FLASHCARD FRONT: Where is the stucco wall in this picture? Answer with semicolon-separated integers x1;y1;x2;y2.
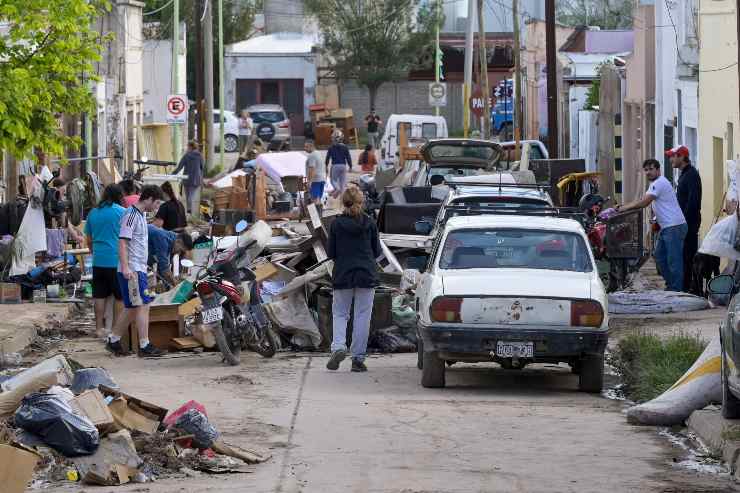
698;0;739;236
224;54;317;119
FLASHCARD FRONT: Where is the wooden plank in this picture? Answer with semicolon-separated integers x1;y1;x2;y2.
254;170;267;220
169;337;203;350
253;262;279;282
149;304;180;323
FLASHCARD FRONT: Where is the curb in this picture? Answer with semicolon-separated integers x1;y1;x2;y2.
687;408;740;479
0;303;78;355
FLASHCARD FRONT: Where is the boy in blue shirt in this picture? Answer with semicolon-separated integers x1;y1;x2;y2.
147;224;194;288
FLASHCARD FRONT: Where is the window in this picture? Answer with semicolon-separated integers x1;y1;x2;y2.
250;111;286;124
422;123;437;139
427;144;497;161
438;229;593;272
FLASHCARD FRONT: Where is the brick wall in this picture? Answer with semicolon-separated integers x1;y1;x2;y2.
340;80;465;134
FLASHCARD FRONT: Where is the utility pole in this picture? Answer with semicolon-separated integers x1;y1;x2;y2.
195;0;204;146
545;0;559;157
463;0;476;138
171;0;181;163
513;0;522;152
204;0;215;171
434;0;441;117
218;0;225;168
477;0;490;139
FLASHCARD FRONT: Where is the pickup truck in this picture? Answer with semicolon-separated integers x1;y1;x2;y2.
414;214;608;392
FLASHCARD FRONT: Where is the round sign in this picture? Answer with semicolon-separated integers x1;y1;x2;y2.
430;82;445;100
469;87;485;118
256;122;276;143
167;96;186;116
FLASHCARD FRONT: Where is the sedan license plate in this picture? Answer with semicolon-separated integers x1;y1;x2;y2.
496;341;534;358
202;306;223;324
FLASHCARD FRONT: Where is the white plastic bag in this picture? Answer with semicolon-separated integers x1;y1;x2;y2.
699;213;740;261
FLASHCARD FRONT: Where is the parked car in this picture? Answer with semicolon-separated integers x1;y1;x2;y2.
707;274;740;417
412;139;503;186
413;214;608;391
497;140;550;164
246;104;292;147
212;109;240;153
379;114;449;166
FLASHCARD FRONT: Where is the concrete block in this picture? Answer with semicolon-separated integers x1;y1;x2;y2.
687;408;740;478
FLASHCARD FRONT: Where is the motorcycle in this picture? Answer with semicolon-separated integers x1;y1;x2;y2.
181;221;279;365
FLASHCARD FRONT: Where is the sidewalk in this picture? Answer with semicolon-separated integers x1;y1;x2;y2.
0;302;77;354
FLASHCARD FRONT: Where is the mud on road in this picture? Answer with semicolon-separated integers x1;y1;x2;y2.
36;319;739;493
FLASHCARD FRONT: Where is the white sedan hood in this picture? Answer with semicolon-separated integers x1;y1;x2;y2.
441;269;592;300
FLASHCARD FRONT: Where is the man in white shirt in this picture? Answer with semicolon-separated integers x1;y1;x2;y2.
618;158;688;291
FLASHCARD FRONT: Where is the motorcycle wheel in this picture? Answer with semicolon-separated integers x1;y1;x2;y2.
214;310;241;366
249;327;279;358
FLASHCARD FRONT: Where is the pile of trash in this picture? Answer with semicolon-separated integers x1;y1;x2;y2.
169;209;419;355
0;355;269;490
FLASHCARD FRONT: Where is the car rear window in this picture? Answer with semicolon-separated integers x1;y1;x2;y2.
438;228;593;272
427;167;483;184
251;111;285;124
428;144;497;161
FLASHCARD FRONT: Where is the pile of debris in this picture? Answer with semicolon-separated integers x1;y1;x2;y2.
0;355;269;491
141;205;418;357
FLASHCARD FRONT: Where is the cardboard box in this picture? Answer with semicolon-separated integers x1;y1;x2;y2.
253;262;279;282
99;385;167;435
330;108;353;119
71;389;115;433
73;430;140;486
0;282;22;304
0;444;40;493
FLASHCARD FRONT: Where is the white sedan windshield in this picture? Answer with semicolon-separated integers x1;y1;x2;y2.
439;228;593;272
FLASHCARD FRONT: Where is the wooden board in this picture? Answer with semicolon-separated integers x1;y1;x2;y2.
149;304;180;323
170;337;203;350
253;262;279;282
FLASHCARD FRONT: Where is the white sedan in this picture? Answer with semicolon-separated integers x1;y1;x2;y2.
414;214;608;391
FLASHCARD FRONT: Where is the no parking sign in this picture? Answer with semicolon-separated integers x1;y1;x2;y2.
167;94;188;124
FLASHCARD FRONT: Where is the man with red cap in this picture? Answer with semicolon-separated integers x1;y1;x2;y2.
668;145;702;292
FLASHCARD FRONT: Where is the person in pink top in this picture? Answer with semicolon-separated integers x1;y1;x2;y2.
121;179;140;208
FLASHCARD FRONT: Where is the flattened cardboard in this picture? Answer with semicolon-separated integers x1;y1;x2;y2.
71;389;114;433
0;444;40;493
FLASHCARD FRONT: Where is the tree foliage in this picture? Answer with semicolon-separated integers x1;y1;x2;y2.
143;0;261;103
0;0;110;159
305;0;438;109
557;0;634;30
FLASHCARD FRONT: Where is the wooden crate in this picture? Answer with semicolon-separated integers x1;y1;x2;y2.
0;282;22;304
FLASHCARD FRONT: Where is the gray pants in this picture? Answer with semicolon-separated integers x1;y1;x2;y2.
330;164;348;197
184;185;201;217
368;131;379;149
331;288;375;361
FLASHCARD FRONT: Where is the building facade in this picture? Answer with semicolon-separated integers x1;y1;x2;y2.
698;0;739;235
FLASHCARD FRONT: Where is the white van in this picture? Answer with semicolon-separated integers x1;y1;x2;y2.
378;114;449;166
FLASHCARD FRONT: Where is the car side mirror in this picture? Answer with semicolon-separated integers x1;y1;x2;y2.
415;220;433;235
709;275;735;296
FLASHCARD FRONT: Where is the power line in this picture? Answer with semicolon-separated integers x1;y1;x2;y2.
143;0;174;16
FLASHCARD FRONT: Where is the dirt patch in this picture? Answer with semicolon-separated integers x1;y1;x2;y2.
213;374;256;385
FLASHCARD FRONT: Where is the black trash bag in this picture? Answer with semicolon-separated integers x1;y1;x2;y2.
175;409;219;449
14;392;100;456
368;325;417;353
70;368;119;395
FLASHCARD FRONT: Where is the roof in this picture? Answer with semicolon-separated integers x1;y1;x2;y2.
445;214;584;233
226;32;317;55
449;187;550;202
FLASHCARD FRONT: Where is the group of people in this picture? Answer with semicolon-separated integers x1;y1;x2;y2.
618;145;702;292
85;181;194;358
302;108;382;207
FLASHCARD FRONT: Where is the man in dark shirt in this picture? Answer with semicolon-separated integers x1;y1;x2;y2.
326;134;353;198
668;145;702;292
173;141;204;217
365;109;382;150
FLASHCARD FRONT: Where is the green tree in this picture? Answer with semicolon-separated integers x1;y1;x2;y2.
557;0;634;30
143;0;261;104
305;0;438;110
0;0;110;159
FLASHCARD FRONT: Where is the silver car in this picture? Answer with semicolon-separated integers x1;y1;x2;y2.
246;104;292;146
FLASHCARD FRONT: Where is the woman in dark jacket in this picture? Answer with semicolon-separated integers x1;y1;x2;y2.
326;186;381;372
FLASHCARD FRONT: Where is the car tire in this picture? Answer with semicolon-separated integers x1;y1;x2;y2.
417;338;424;370
421;351;445;388
223;134;239;153
722;344;740;418
578;353;604;393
